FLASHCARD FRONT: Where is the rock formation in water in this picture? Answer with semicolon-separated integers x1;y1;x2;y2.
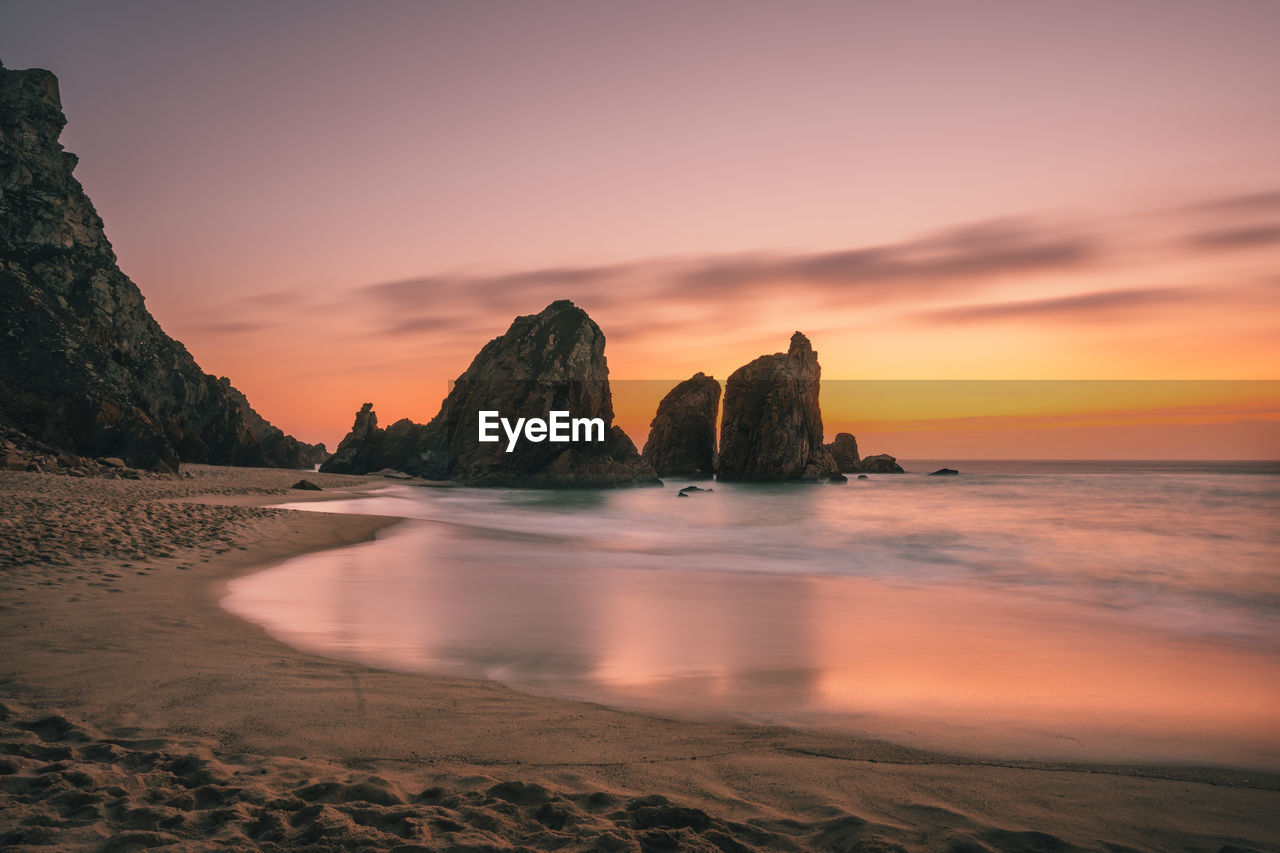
641;372;720;478
717;332;840;481
825;432;861;473
321;300;660;487
0;63;323;471
860;453;905;473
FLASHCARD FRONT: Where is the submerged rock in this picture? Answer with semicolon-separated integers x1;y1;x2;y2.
860;454;905;474
928;468;959;476
677;485;713;497
825;433;861;473
717;333;839;482
322;301;660;487
642;373;720;478
0;64;323;470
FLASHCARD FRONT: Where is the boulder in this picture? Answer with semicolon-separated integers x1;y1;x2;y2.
860;454;904;474
291;479;323;491
677;485;712;497
825;432;861;473
641;373;721;478
322;301;661;488
928;467;959;476
717;332;839;481
0;64;323;471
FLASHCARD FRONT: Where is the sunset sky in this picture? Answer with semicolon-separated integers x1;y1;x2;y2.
2;0;1278;455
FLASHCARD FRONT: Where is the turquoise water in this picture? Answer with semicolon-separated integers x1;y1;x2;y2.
223;461;1280;768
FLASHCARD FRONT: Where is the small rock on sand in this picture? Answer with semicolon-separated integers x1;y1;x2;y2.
291;480;323;491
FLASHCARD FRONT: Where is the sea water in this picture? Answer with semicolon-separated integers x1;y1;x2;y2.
222;461;1280;769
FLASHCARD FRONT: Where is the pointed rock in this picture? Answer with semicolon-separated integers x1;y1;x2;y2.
717;332;839;482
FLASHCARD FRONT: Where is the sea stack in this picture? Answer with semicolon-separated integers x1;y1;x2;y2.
0;64;323;470
860;453;905;473
825;432;861;473
641;373;721;478
717;332;840;481
322;301;661;487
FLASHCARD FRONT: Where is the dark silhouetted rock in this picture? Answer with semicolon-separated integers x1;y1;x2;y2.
857;474;868;480
928;467;959;476
0;64;323;471
291;479;322;491
321;301;661;487
860;454;904;474
642;373;720;478
825;432;861;473
828;472;848;483
717;332;839;482
677;485;712;497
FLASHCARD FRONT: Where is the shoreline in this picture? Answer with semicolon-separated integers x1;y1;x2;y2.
2;465;1277;851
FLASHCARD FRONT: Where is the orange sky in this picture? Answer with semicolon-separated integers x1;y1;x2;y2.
2;1;1278;455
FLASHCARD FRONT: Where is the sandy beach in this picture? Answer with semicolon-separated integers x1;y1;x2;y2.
1;466;1277;852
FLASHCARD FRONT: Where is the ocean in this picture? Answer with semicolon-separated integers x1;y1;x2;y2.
222;461;1280;770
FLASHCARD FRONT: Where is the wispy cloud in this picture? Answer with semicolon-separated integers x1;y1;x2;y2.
1184;223;1280;250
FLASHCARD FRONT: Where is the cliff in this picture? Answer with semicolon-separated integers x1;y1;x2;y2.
0;63;322;471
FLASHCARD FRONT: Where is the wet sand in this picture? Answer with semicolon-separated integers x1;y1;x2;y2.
1;465;1277;851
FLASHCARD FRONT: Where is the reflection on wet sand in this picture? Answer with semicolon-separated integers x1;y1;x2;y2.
225;493;1280;769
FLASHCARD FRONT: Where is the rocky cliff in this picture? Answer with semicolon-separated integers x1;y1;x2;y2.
322;301;660;487
0;63;322;471
641;372;720;478
717;332;839;482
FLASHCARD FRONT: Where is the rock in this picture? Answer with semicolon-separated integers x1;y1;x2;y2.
120;468;142;480
102;457;126;469
928;467;959;476
641;373;721;478
857;474;868;480
717;332;839;482
56;450;81;467
860;454;904;474
291;479;323;491
677;485;712;496
2;452;27;471
373;469;412;480
828;472;848;483
322;301;661;487
0;64;323;471
825;432;861;473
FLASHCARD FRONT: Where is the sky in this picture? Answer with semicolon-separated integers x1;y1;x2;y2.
2;0;1278;455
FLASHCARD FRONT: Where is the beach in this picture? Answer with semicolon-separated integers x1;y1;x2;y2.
1;466;1277;852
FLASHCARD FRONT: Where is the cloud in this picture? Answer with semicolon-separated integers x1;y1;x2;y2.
1184;223;1280;250
910;286;1198;325
674;218;1097;299
187;319;277;334
1182;189;1280;215
350;216;1102;340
